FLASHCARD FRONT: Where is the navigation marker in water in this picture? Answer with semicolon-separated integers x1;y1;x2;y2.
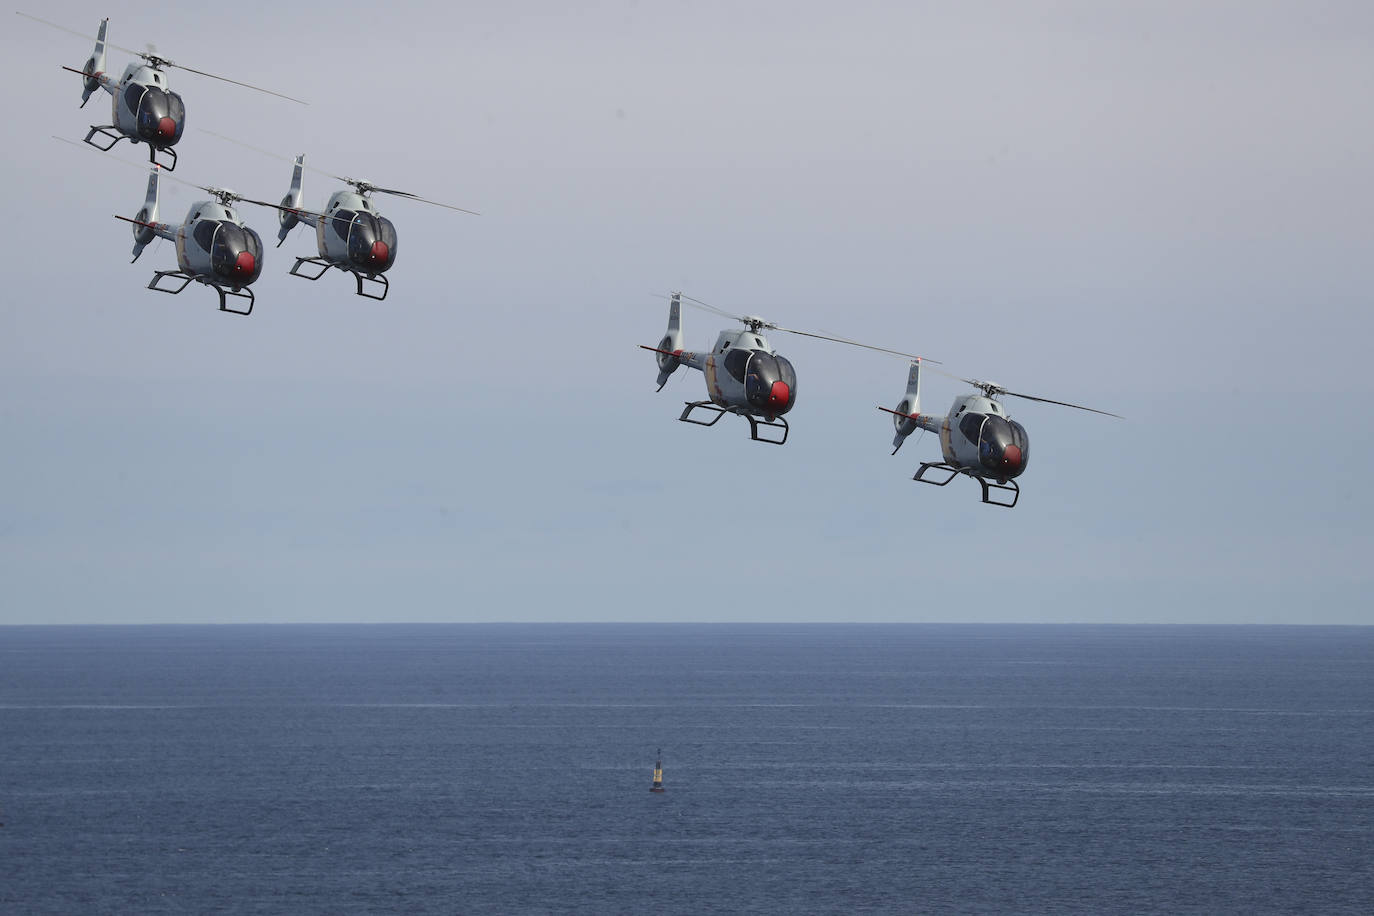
650;749;665;793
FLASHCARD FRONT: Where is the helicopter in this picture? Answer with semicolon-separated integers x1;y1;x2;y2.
879;359;1121;507
111;163;285;315
19;12;305;171
201;133;479;301
642;293;929;445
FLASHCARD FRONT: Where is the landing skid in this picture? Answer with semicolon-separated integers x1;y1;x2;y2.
913;462;1020;508
83;127;177;170
289;257;389;300
679;401;789;445
148;271;254;316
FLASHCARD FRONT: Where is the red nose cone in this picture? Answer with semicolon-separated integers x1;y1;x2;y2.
1003;444;1022;470
158;116;176;141
234;250;256;278
369;240;390;266
768;380;790;410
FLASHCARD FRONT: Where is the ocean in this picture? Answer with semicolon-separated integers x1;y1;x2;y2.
1;624;1371;914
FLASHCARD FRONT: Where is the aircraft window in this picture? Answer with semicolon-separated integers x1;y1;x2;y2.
1011;420;1030;468
724;348;750;383
123;83;143;112
959;412;984;445
378;216;397;251
981;415;1013;449
192;220;216;251
167;91;185;141
332;210;354;241
776;354;796;389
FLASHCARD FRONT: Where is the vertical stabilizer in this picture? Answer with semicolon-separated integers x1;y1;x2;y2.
277;155;305;245
653;293;685;391
79;18;108;108
130;166;160;262
890;359;922;453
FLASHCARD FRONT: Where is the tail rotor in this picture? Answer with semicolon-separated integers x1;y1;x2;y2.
129;166;160;262
277;154;304;246
653;292;685;391
78;17;107;107
888;359;922;454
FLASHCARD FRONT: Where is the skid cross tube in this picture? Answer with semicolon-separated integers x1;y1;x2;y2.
350;270;388;301
913;462;960;487
289;257;389;300
679;401;789;445
215;285;254;316
679;400;728;427
148;270;194;295
83;126;177;170
913;462;1019;508
83;124;122;152
976;476;1019;508
289;256;332;281
147;271;254;316
149;144;177;171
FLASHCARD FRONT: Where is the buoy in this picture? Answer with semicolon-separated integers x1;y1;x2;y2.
650;748;665;793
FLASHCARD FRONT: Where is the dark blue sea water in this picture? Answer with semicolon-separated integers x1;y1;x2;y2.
2;625;1371;914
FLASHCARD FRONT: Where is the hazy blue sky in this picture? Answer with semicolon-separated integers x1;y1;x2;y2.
2;1;1370;623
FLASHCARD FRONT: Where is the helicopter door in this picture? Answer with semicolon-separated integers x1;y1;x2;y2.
120;82;144;128
327;208;355;260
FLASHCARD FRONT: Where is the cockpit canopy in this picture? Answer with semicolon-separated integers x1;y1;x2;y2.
207;222;264;288
330;209;398;274
723;349;796;416
126;83;185;147
960;411;1030;478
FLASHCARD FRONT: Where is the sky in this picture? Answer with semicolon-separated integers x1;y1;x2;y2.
1;0;1371;624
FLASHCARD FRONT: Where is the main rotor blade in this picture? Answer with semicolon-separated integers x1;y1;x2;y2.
677;293;745;322
368;187;480;216
234;194;320;218
54;135;205;188
200;130;346;181
999;390;1123;418
676;293;940;363
768;325;940;364
16;12;142;57
164;63;307;104
19;13;306;103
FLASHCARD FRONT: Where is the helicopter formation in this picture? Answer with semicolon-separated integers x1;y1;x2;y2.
643;293;1120;507
27;13;1118;508
27;13;476;313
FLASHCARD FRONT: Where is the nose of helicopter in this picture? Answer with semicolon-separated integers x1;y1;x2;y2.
368;240;390;268
767;380;790;411
1002;444;1022;471
233;250;256;279
157;117;176;141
